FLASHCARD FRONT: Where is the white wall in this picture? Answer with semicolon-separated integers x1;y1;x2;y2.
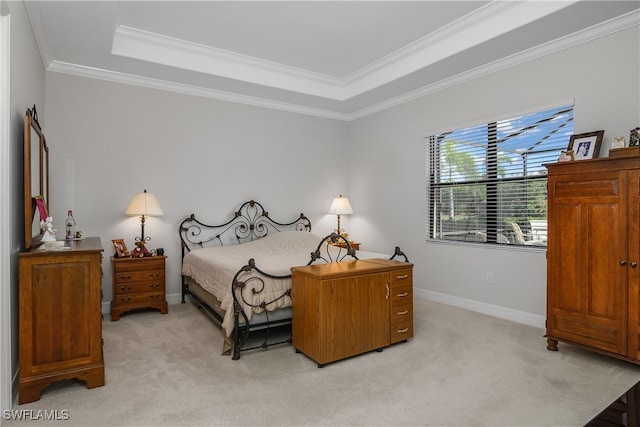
347;26;640;326
2;0;45;411
44;73;351;306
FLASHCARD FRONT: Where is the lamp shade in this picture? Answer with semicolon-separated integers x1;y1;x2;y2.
125;190;164;217
328;195;353;215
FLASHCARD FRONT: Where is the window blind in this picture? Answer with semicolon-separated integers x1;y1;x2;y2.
427;104;574;246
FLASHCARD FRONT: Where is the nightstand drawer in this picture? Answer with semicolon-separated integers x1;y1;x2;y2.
113;292;165;307
114;258;165;272
114;269;164;284
114;281;163;295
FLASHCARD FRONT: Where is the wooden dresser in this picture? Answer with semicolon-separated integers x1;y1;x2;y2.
110;255;167;321
18;237;105;404
291;258;413;367
546;153;640;363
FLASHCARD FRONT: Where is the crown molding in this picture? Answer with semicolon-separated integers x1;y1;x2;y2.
110;1;577;102
47;61;351;121
112;25;345;101
343;0;576;99
348;10;640;121
42;9;638;122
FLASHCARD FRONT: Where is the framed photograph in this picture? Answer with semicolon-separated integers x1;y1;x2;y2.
112;239;130;258
568;130;604;160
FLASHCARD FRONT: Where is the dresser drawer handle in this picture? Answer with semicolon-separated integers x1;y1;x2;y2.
396;274;408;280
120;296;132;303
119;285;132;292
119;274;132;280
396;292;409;297
396;310;409;316
396;328;409;334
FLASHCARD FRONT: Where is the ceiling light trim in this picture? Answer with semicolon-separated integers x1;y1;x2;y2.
112;25;345;101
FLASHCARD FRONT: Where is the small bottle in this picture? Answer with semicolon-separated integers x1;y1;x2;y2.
65;210;76;241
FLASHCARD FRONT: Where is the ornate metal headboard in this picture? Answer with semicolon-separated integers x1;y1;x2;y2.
179;200;311;258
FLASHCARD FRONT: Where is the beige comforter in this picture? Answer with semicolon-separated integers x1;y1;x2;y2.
181;231;323;336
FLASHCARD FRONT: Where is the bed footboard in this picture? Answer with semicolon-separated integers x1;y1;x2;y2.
227;234;409;360
231;258;294;360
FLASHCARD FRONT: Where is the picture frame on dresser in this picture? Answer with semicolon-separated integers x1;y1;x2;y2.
567;130;604;160
112;239;129;257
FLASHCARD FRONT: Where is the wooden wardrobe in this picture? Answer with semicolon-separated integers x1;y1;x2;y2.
545;152;639;363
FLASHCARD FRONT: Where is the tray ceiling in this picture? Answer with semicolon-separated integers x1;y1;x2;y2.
25;1;640;120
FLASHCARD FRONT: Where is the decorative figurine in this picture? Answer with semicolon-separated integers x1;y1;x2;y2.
558;151;573;162
611;136;626;149
40;216;57;242
630;127;640;147
131;240;151;258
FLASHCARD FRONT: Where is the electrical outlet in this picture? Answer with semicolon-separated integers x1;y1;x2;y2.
486;272;494;284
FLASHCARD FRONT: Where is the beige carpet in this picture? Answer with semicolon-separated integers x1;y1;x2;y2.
8;299;640;427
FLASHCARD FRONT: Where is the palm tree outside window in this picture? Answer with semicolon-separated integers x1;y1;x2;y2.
427;104;574;247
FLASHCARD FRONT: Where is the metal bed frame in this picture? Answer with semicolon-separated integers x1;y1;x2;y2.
179;200;408;360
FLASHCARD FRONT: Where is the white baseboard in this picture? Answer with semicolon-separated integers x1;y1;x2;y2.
414;288;545;330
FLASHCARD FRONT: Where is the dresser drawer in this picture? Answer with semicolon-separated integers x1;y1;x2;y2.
389;267;412;344
390;268;412;283
390;320;413;343
391;283;412;305
391;301;412;320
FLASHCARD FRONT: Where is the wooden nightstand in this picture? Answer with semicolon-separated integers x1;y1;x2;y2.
110;255;168;321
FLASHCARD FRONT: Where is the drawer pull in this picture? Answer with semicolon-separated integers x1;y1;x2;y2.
396;310;409;316
119;274;132;280
396;274;409;280
396;328;409;334
119;285;132;292
396;292;409;297
385;284;390;299
149;283;159;289
120;297;132;303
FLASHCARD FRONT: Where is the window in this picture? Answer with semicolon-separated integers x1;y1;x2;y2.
427;104;573;247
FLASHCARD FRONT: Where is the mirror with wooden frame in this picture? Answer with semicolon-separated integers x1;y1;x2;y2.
24;106;49;249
